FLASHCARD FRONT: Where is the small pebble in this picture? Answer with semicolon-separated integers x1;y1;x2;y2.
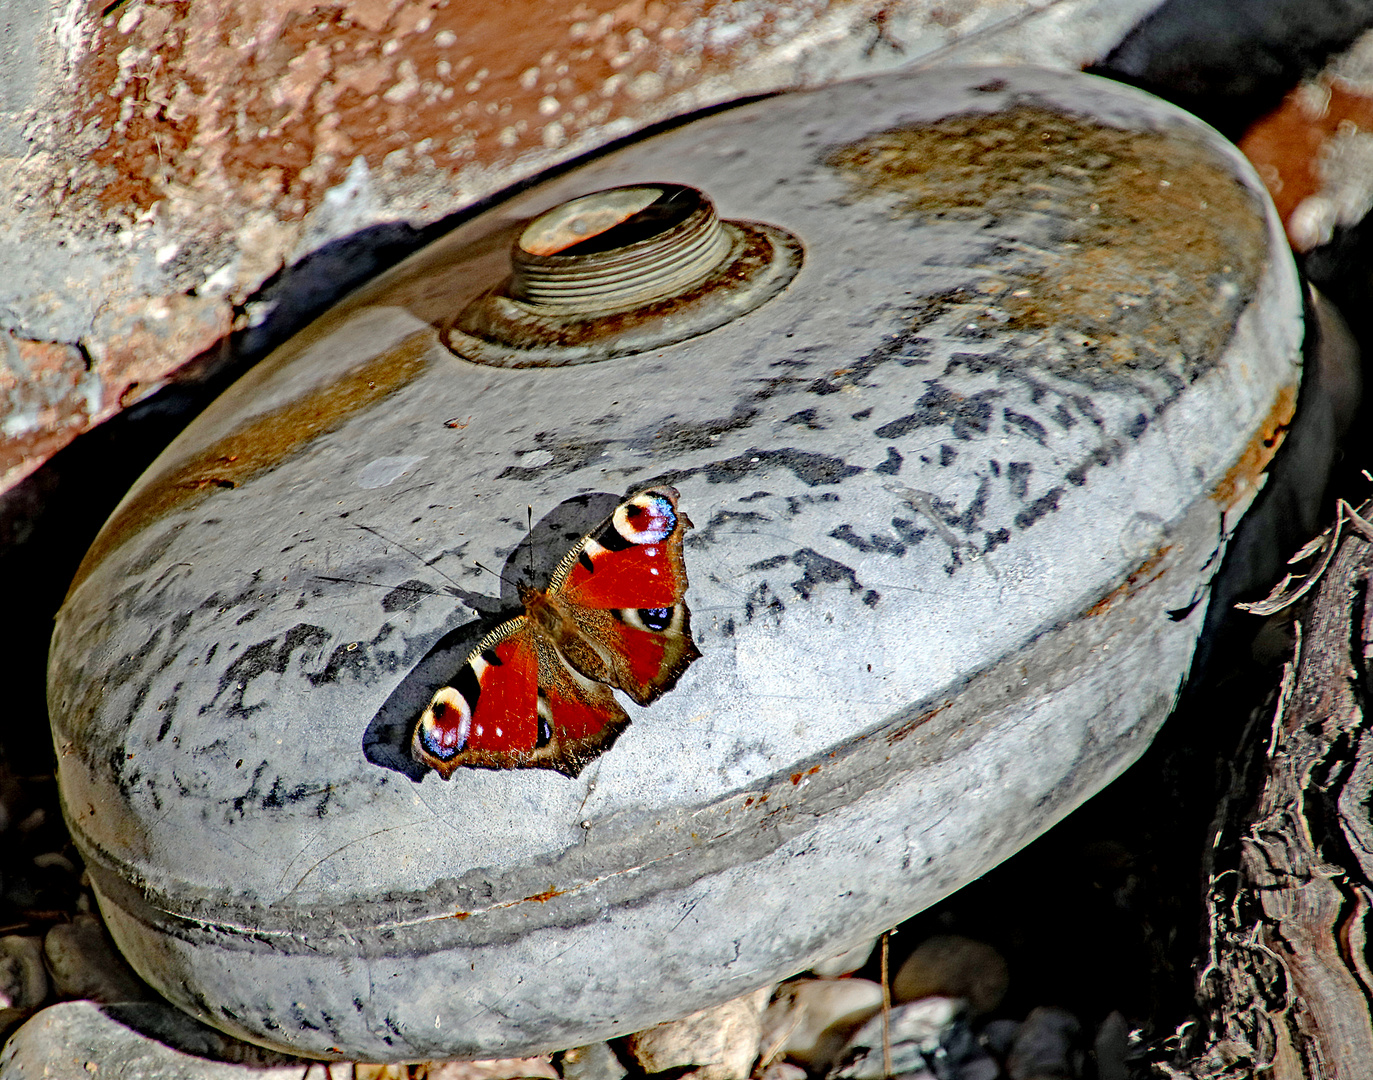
758;1062;807;1080
1006;1006;1083;1080
32;851;77;874
928;1013;1000;1080
759;978;883;1072
626;986;771;1080
43;914;149;1003
979;1017;1021;1060
0;999;313;1077
0;936;48;1010
892;935;1009;1016
0;763;20;834
16;807;45;834
0;935;49;1034
1092;1010;1130;1080
424;1060;559;1080
810;936;877;978
558;1042;626;1080
828;997;959;1079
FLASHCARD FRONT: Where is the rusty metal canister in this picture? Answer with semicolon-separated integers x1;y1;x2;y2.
48;65;1302;1060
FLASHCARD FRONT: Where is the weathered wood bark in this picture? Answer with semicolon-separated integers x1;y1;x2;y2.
1161;524;1373;1077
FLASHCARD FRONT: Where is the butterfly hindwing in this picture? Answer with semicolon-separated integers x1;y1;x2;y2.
526;638;632;776
571;602;700;706
412;485;697;778
551;487;700;704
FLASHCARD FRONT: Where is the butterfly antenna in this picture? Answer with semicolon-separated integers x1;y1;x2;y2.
352;523;464;591
474;560;528;593
527;505;535;584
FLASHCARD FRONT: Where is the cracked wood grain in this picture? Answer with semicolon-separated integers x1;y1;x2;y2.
1163;510;1373;1078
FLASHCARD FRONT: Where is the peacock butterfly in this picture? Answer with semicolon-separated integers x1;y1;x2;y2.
412;486;701;778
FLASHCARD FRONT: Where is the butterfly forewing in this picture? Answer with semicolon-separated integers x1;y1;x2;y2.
552;490;689;610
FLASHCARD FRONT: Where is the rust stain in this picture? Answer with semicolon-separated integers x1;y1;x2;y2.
61;0;870;229
1083;543;1176;620
520;886;565;903
885;699;952;746
0;335;97;491
826;105;1269;384
788;764;821;785
1210;383;1299;510
66;329;432;598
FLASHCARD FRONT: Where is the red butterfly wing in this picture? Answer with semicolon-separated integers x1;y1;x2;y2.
411;618;542;778
530;643;630;774
570;603;699;706
412;618;631;779
550;487;701;706
553;488;689;610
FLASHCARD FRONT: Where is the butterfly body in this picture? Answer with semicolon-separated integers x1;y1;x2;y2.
413;487;700;778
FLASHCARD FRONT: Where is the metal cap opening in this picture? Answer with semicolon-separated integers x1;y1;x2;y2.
509;185;733;315
445;181;803;368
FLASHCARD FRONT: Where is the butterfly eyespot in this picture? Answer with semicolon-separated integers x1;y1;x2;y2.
419;688;471;760
613;493;675;544
638;607;672;631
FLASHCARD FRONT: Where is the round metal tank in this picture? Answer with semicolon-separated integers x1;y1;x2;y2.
48;65;1302;1061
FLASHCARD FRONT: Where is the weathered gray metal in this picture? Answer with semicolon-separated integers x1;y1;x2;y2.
48;65;1302;1061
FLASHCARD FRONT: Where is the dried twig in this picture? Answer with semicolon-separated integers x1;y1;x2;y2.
880;931;893;1077
1235;500;1373;616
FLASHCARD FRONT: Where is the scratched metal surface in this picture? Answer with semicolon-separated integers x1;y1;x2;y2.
49;66;1301;1060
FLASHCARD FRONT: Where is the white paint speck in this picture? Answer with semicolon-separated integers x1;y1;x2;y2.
358;455;428;489
626;71;664;100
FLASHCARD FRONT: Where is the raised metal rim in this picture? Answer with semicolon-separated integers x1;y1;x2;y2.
443;220;804;368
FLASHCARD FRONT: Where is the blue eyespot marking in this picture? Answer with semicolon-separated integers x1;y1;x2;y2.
638;607;672;631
